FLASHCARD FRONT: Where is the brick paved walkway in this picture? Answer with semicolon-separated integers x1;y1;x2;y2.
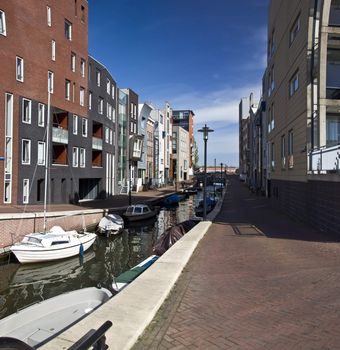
132;176;340;350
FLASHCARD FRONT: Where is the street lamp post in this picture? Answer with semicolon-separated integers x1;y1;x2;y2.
198;124;214;220
220;162;223;188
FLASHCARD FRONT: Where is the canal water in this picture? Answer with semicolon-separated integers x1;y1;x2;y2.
0;195;202;320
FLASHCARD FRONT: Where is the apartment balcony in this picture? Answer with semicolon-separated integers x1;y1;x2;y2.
310;145;340;173
92;137;103;150
52;127;68;144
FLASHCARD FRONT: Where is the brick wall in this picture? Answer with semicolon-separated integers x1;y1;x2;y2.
270;179;340;236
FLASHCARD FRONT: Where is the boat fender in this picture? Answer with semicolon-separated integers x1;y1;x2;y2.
79;243;84;257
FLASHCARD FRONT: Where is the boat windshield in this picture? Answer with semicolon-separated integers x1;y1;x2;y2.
134;207;142;214
126;207;134;213
143;207;149;213
27;237;42;245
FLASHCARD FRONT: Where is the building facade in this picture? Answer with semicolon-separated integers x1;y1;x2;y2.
172;126;190;183
0;0;90;205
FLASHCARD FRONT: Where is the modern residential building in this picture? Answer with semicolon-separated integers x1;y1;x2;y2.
239;97;250;182
87;56;117;199
164;102;173;184
172;110;195;178
241;0;340;234
172;126;190;183
146;117;155;186
151;108;165;186
0;0;90;204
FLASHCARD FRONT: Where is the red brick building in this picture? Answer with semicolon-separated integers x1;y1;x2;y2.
0;0;89;204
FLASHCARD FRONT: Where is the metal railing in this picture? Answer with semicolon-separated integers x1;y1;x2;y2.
309;144;340;173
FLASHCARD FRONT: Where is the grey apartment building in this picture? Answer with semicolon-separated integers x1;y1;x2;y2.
245;0;340;234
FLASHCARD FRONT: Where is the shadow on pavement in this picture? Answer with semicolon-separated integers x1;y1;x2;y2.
214;176;340;243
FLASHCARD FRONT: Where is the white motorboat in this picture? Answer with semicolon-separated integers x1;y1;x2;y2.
123;204;157;222
10;226;97;264
97;213;124;235
0;287;112;348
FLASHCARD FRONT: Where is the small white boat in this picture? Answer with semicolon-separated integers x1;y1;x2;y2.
123;204;157;222
97;214;124;235
10;226;97;264
112;255;159;292
0;287;112;348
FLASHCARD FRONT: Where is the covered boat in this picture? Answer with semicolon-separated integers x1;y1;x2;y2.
0;287;112;348
97;213;124;235
10;226;97;264
123;204;157;221
112;255;159;292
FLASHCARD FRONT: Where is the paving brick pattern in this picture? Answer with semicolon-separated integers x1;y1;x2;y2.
133;176;340;350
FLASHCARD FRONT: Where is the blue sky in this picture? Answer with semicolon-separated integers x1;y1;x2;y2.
89;0;268;166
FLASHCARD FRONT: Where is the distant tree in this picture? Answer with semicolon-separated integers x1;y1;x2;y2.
192;138;199;170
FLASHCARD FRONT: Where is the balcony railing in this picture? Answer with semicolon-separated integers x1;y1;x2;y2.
52;127;68;144
92;137;103;150
309;145;340;173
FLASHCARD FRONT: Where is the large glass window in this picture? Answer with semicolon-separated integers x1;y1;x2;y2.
22;99;31;124
326;113;340;146
16;57;24;82
72;147;79;167
327;37;340;98
37;141;46;166
329;0;340;26
80;148;86;168
38;103;45;127
65;20;72;40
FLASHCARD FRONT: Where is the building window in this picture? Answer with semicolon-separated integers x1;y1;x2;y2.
329;0;340;26
326;38;340;99
105;127;109;143
38;103;45;127
47;6;51;27
22;139;31;165
73;115;78;135
111;84;115;99
109;129;113;144
98;97;104;114
72;147;79;167
326;113;340;147
65;79;71;100
16;56;24;82
80;148;86;168
81;5;85;22
80;58;85;78
22;98;31;124
23;179;29;204
37;141;46;166
80;87;85;106
65;20;72;40
106;79;110;95
271;142;275;170
289;71;299;96
281;135;286;168
48;71;54;93
82;118;88;137
88;92;92;110
51;40;56;61
107;103;112;119
0;10;6;36
71;52;76;72
290;14;300;45
96;69;101;86
268;66;274;96
288;129;294;168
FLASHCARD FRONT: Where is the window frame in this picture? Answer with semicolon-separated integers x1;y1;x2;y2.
73;115;78;135
80;148;86;168
71;52;76;72
72;147;79;167
64;19;72;41
289;14;300;46
47;6;51;27
23;179;30;204
80;87;85;106
22;139;31;165
289;70;299;96
37;141;46;166
65;79;71;100
22;98;31;124
51;40;56;61
80;58;85;78
0;10;7;36
82;118;88;137
16;56;24;82
48;71;54;93
38;103;45;127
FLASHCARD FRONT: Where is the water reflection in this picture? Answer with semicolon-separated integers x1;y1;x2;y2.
0;196;195;319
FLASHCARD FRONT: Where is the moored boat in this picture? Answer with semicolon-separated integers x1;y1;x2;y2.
10;226;97;264
0;287;112;348
97;213;124;235
122;204;157;221
112;255;159;292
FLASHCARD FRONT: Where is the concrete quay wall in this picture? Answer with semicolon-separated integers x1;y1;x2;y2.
0;209;104;252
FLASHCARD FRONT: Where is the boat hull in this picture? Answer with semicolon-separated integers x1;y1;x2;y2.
123;211;156;222
11;233;97;264
0;287;111;348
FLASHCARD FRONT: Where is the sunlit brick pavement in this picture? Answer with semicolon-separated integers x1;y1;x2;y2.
132;176;340;350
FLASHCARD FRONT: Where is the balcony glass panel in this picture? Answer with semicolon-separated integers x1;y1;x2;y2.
92;136;103;150
52;127;68;144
